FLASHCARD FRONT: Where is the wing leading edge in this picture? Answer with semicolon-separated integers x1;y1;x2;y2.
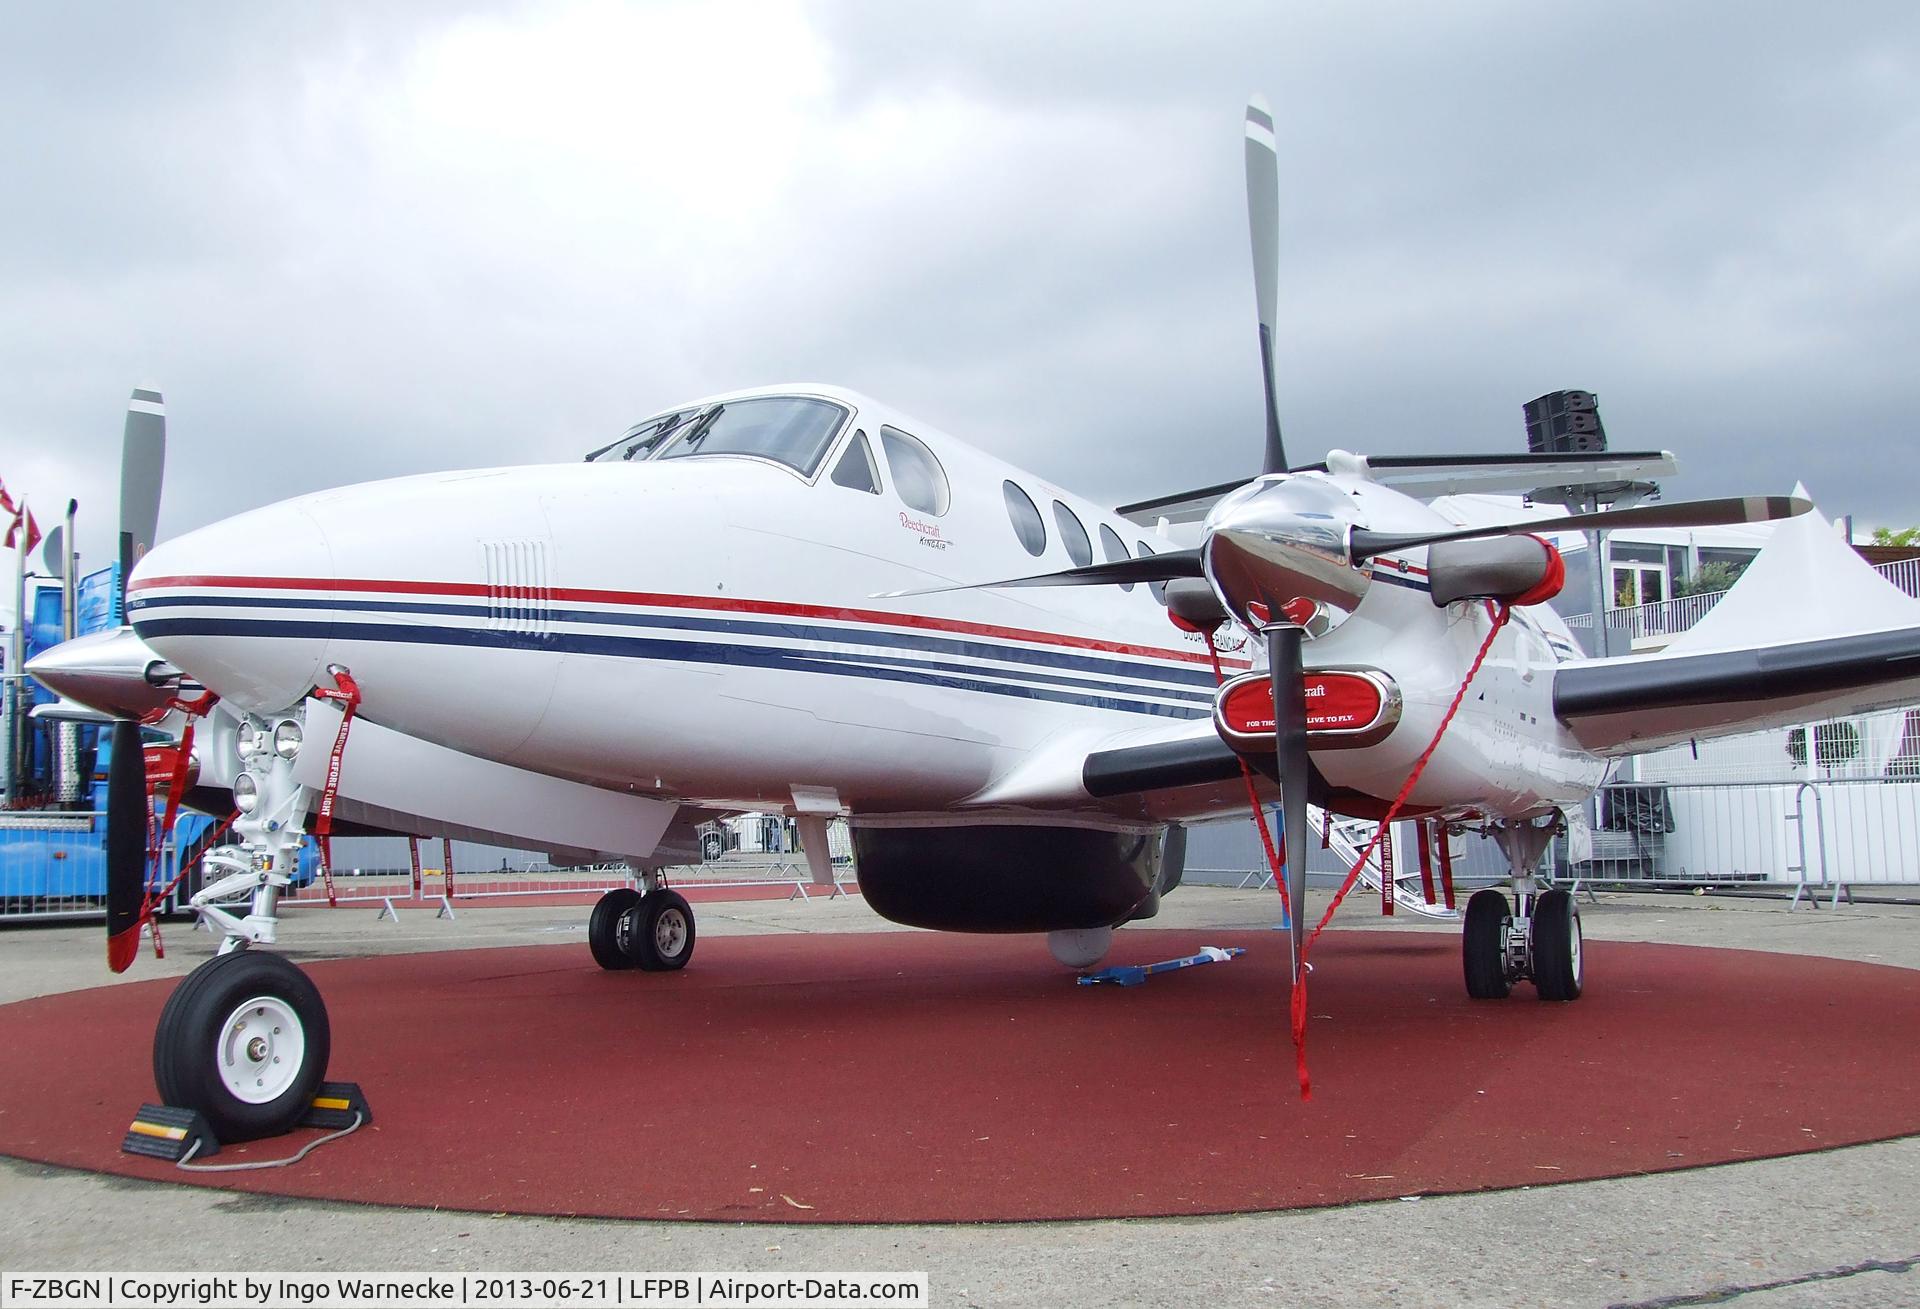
1552;501;1920;756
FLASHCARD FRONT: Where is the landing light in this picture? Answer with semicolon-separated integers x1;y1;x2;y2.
233;772;261;815
235;720;263;761
273;721;302;760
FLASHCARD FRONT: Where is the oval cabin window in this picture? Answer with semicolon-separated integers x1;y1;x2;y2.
1098;524;1134;592
1004;481;1047;557
1052;501;1093;568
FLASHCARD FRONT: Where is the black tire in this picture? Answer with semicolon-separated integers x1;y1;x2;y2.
152;950;330;1143
626;890;696;972
1463;889;1512;1000
589;888;641;971
1531;888;1583;1001
701;832;725;862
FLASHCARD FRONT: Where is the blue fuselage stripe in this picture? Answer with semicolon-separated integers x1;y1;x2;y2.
128;593;1222;690
131;616;1212;719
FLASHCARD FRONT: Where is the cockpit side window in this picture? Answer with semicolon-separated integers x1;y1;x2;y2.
1052;501;1093;568
1098;524;1135;592
830;430;882;494
880;427;951;516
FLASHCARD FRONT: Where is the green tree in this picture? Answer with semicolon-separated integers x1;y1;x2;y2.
1673;560;1747;597
1871;526;1920;547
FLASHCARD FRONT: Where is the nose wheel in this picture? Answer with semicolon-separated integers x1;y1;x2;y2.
1461;887;1582;1002
588;886;696;972
153;950;331;1142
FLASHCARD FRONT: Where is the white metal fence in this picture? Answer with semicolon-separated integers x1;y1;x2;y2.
0;817;859;924
1567;777;1918;906
0;810;195;923
1565;554;1920;646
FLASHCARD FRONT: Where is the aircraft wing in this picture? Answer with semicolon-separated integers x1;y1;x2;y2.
960;715;1255;818
1116;451;1678;525
1553;503;1920;756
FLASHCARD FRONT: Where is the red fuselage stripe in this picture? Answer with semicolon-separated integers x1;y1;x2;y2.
131;573;1248;669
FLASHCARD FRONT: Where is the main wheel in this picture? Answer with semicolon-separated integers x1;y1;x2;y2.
626;890;696;971
1531;888;1583;1001
1463;889;1513;1000
589;888;642;971
153;950;330;1143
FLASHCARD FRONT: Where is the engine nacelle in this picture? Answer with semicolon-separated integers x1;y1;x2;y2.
852;824;1182;933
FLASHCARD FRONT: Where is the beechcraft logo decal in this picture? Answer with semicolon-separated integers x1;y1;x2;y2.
899;511;952;551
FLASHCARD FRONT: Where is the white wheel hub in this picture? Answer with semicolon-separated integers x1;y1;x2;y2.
1569;910;1583;982
654;907;688;959
217;995;306;1104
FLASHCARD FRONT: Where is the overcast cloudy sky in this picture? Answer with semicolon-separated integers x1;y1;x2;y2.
2;1;1917;596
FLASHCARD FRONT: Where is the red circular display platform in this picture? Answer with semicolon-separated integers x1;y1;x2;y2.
2;929;1917;1222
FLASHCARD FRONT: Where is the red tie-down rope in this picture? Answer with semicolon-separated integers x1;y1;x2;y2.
1202;641;1292;928
308;669;363;908
1198;603;1515;1099
133;689;225;960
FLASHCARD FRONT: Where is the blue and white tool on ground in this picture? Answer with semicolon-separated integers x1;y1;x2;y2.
1076;945;1246;988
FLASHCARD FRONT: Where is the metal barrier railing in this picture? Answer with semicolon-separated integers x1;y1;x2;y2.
1564;556;1920;643
1568;777;1920;906
276;827;859;920
0;810;189;923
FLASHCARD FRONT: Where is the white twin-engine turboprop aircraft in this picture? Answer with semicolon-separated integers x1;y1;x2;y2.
29;96;1920;1144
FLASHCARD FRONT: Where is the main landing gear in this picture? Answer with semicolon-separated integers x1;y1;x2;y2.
1462;816;1582;1003
589;872;696;972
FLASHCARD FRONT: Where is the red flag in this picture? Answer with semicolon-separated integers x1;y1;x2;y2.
0;479;15;518
5;506;38;554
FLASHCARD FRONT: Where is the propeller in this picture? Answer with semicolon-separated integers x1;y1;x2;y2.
104;718;148;973
1245;95;1288;476
1267;625;1309;974
1348;494;1810;560
119;388;166;612
876;551;1201;599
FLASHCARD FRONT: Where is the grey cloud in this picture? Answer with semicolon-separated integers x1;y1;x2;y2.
2;0;1918;602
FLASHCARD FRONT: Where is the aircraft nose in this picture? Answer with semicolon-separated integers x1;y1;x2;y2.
128;501;336;713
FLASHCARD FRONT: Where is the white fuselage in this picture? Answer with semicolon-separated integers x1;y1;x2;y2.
128;385;1608;831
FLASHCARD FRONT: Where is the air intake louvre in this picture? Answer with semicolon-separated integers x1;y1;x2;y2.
482;539;552;642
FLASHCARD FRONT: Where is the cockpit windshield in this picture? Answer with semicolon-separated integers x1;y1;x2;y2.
586;396;849;477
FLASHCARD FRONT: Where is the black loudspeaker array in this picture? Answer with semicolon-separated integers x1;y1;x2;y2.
1523;390;1607;455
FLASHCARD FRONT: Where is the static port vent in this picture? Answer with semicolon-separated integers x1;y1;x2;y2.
482;539;552;642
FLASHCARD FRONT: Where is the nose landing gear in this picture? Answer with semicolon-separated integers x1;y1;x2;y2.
154;700;335;1141
1462;816;1583;1002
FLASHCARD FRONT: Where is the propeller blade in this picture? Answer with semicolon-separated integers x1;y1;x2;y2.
105;718;147;973
1348;495;1812;560
1266;626;1310;980
1245;95;1288;476
119;388;167;608
873;550;1203;599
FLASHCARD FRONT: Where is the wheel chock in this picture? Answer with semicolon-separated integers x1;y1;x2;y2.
121;1104;220;1162
301;1081;374;1131
1077;945;1246;987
